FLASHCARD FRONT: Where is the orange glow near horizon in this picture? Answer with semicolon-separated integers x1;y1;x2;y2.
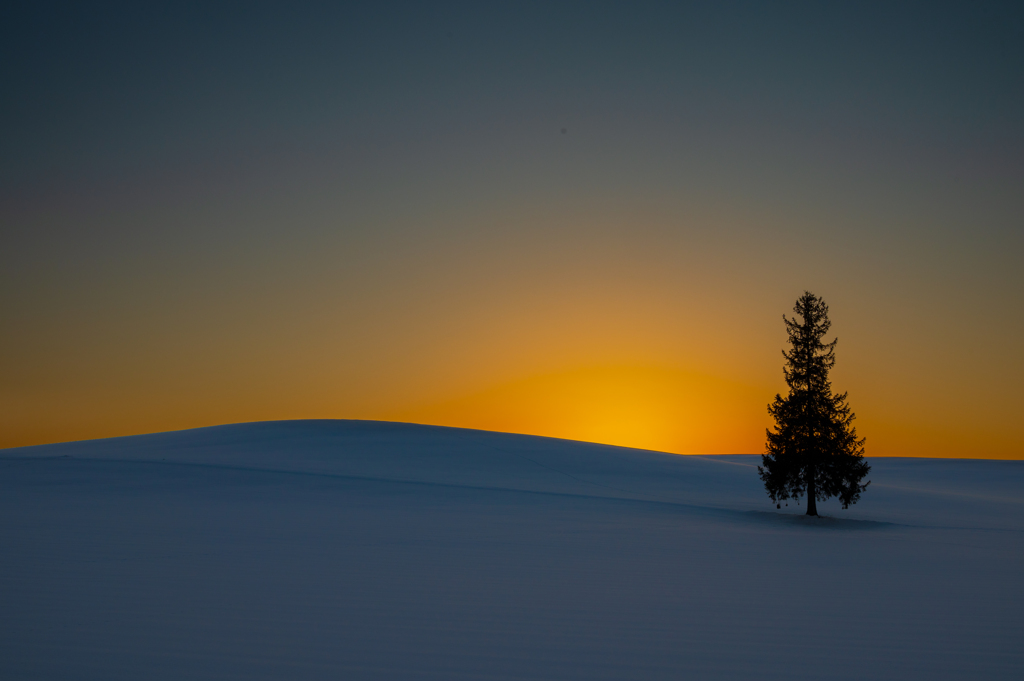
5;347;1021;459
2;162;1021;460
394;365;768;455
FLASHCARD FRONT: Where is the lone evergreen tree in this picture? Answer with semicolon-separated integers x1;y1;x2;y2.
759;292;869;516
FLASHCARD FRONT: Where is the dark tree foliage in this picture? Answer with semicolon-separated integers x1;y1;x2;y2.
759;292;869;516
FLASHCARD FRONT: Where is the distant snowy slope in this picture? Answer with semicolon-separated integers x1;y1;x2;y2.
4;420;771;511
8;420;1021;526
2;421;1022;680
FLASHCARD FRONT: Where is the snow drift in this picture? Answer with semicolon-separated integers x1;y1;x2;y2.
1;420;1021;680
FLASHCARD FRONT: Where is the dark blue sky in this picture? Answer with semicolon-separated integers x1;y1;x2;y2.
4;2;1021;182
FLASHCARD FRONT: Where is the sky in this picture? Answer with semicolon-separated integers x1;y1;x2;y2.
2;1;1022;457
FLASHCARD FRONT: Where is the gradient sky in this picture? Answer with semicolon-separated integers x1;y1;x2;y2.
2;2;1022;457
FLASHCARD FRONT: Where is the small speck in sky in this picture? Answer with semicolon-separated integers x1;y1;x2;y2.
561;128;567;134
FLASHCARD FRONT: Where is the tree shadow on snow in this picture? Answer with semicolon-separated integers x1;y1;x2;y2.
743;509;898;531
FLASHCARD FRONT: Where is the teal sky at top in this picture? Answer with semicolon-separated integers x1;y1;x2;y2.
2;1;1022;454
4;2;1021;190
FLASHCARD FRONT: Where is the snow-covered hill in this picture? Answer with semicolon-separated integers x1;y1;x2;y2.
2;420;1021;680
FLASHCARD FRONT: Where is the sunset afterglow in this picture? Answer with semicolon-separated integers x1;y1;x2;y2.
2;4;1021;458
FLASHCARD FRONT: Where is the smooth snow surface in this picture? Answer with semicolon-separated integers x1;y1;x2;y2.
2;420;1022;680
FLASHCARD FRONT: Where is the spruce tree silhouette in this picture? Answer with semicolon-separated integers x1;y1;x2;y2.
759;292;870;516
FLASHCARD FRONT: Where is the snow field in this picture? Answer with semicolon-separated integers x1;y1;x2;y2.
1;420;1021;680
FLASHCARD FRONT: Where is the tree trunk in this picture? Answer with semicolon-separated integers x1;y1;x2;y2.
806;467;818;516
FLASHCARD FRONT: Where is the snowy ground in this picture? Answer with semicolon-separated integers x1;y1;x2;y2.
1;420;1021;680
